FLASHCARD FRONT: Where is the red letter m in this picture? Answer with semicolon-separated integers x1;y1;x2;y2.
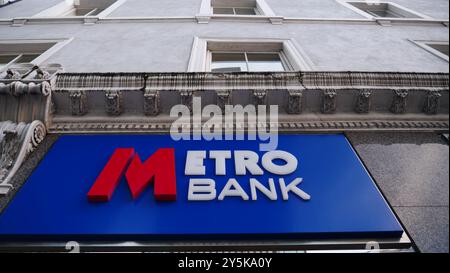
87;148;177;202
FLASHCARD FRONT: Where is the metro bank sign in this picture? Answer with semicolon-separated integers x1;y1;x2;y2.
87;147;310;203
0;134;403;240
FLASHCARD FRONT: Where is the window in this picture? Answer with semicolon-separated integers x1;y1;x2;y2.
212;0;258;15
0;39;71;71
197;0;280;23
0;54;40;68
345;1;425;19
427;44;449;57
188;38;314;72
213;7;257;15
211;52;286;72
33;0;121;18
411;40;449;62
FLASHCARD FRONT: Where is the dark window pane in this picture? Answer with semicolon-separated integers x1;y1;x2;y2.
367;9;403;18
75;8;98;16
213;8;234;15
17;54;40;63
235;8;256;15
211;53;247;72
0;55;18;65
428;44;449;56
247;53;285;72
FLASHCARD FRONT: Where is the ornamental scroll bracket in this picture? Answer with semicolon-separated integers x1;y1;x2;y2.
0;120;46;195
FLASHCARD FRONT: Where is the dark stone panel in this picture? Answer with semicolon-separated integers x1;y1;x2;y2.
347;132;449;207
395;206;449;253
347;132;449;253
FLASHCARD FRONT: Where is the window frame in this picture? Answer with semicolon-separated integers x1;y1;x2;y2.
208;51;292;72
32;0;127;19
0;38;73;72
336;0;431;20
212;6;259;16
188;37;314;72
410;40;449;62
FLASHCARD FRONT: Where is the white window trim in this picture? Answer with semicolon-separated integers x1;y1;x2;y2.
335;0;432;20
0;38;73;72
410;40;449;62
187;37;314;72
32;0;127;19
197;0;280;24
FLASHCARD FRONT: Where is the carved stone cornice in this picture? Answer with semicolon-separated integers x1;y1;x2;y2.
0;120;46;195
48;120;449;134
45;71;450;133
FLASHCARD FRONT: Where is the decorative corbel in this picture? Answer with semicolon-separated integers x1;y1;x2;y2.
423;90;442;115
144;90;160;116
355;89;372;114
180;90;193;112
69;90;88;116
321;89;337;114
390;89;408;114
0;121;46;195
216;90;232;112
105;90;123;116
253;90;267;106
287;89;303;114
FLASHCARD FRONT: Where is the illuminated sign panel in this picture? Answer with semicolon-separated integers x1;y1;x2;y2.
0;134;403;240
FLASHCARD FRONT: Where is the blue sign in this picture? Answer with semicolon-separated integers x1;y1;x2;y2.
0;134;403;240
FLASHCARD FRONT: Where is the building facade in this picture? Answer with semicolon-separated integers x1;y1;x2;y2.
0;0;448;253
